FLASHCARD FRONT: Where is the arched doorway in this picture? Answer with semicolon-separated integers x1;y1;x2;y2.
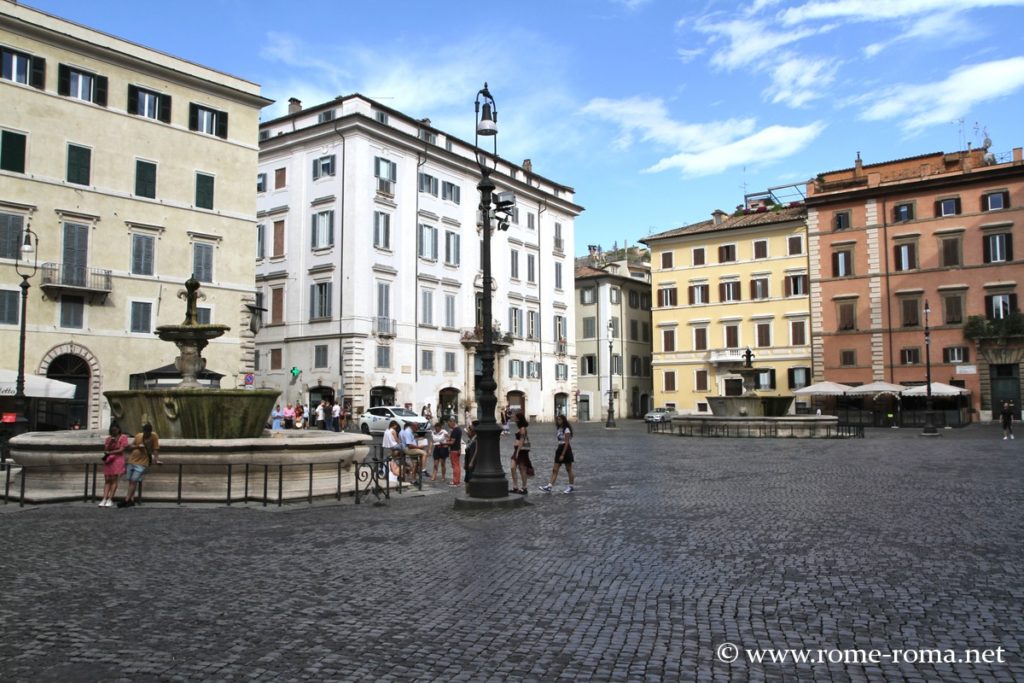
506;390;525;419
631;386;640;418
437;387;460;423
640;393;650;415
370;385;395;407
46;354;90;428
554;392;569;417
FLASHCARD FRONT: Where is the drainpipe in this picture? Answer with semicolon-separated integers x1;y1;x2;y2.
881;198;894;383
414;151;427;386
537;200;548;403
332;122;346;403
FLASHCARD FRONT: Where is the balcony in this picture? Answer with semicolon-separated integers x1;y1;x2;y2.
374;316;397;337
460;324;513;350
708;348;745;365
556;340;568;355
39;262;112;303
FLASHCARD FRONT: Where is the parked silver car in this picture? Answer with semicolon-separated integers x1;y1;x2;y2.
358;406;431;435
643;407;678;423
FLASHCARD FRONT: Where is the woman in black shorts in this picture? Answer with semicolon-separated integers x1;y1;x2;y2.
510;413;533;495
540;414;575;494
430;421;449;482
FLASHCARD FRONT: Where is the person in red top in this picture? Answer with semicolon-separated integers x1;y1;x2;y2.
99;423;129;507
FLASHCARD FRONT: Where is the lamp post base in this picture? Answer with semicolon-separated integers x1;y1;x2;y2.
453;492;530;509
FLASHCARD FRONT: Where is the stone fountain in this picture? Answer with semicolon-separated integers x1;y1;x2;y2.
104;276;277;438
8;278;371;503
706;348;794;417
671;348;840;438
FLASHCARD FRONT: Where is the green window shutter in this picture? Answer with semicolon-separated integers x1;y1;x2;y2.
135;161;156;198
94;75;108;106
0;131;27;173
216;110;228;139
57;63;70;95
127;85;139;115
158;94;172;124
196;174;214;209
188;103;199;131
66;145;91;185
29;56;45;89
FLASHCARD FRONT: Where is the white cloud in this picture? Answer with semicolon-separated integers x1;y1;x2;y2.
580;96;825;176
697;17;829;70
861;10;964;57
676;47;705;63
860;56;1024;131
765;55;839;107
612;0;652;9
778;0;1024;26
645;122;826;175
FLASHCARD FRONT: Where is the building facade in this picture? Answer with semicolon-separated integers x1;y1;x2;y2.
574;255;653;421
0;3;270;428
806;146;1024;420
643;206;813;414
254;96;582;422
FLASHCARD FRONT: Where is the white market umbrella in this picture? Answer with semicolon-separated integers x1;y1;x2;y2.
794;381;854;396
0;369;76;399
846;381;907;396
901;382;969;397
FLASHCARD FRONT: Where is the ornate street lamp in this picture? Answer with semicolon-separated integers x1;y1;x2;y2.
14;225;39;433
464;83;511;499
922;300;938;435
606;319;617;429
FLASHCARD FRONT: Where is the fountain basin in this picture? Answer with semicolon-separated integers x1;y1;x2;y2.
8;429;372;503
105;388;279;439
707;395;794;417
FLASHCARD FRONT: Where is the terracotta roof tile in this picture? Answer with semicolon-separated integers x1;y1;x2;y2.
641;205;806;243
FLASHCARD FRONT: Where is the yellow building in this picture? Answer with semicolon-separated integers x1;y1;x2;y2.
641;206;812;414
0;3;272;428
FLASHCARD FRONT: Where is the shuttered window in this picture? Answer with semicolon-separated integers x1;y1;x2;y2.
189;103;228;138
135;160;157;198
195;173;214;210
131;234;154;275
66;144;91;185
273;220;285;257
193;243;214;283
0;130;27;173
693;327;707;351
127;85;171;122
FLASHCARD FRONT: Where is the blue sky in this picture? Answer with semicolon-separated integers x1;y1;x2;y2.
29;0;1024;256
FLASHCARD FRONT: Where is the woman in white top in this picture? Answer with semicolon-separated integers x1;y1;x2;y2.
429;421;449;482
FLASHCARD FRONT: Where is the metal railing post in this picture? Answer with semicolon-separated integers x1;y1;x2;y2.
227;463;233;506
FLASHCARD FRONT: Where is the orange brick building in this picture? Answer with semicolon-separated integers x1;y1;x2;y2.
806;145;1024;421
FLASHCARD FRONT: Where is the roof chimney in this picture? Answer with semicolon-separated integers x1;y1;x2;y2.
523;159;532;173
854;151;863;176
288;98;302;115
712;209;727;225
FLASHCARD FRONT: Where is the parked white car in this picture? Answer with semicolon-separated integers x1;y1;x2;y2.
643;407;678;423
358;406;431;435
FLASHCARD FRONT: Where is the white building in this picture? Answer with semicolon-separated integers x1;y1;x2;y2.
254;95;582;422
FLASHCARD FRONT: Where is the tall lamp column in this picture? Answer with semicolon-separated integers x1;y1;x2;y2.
605;319;617;428
14;226;39;434
922;300;938;435
465;83;510;499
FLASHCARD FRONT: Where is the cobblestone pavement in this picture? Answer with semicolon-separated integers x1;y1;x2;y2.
0;422;1021;682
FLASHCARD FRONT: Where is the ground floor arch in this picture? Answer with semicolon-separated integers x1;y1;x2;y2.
40;343;101;429
370;385;395;408
437;387;460;423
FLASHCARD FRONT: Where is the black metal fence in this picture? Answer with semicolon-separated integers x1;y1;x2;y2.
1;445;424;507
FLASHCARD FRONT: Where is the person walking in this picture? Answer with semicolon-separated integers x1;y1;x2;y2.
510;412;533;495
540;414;575;494
1001;401;1015;440
331;401;341;432
315;401;326;430
429;421;449;482
99;422;128;507
118;423;160;508
283;402;296;429
447;417;463;487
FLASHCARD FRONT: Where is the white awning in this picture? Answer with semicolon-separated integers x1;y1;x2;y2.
846;381;907;395
0;369;76;399
901;382;969;397
793;381;854;396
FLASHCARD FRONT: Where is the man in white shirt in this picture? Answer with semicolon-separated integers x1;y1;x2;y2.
314;401;326;429
331;402;341;432
400;422;426;475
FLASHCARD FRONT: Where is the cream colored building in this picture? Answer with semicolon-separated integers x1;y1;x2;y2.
642;206;812;413
573;254;653;421
0;3;271;428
